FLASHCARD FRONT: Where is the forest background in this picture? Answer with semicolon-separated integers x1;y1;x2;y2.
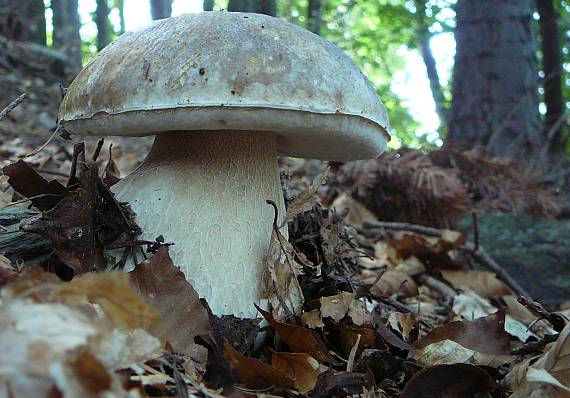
1;0;569;165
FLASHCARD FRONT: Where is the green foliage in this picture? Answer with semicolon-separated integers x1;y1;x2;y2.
280;0;454;148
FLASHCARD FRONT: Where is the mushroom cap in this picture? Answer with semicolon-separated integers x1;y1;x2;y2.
59;12;390;161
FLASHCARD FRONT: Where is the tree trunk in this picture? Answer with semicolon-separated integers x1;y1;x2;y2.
151;0;173;20
536;0;565;158
204;0;215;11
307;0;321;34
447;0;541;161
95;0;111;51
0;0;46;45
415;0;447;130
51;0;82;70
227;0;276;16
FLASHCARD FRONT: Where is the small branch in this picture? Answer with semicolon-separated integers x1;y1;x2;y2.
22;126;61;158
0;93;27;121
511;333;558;356
362;220;441;237
362;220;533;299
471;211;479;253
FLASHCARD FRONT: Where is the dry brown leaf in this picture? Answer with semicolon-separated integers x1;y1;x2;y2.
256;305;332;363
415;309;511;355
533;321;570;387
130;247;210;361
413;339;514;367
370;270;418;298
281;167;328;226
441;270;510;298
301;309;325;329
330;193;377;225
320;292;353;322
272;352;321;393
57;272;157;330
224;341;295;390
387;312;417;342
400;364;496;398
337;321;378;358
71;350;112;394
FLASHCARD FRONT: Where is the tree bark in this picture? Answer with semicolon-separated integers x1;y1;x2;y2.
151;0;173;20
447;0;541;160
51;0;82;70
415;0;447;130
204;0;215;11
95;0;111;51
307;0;321;35
536;0;565;157
227;0;276;16
0;0;46;45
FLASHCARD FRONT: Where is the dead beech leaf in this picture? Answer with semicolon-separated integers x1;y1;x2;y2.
370;270;417;298
224;341;295;390
130;247;210;361
388;232;465;269
272;352;321;393
371;309;414;351
255;304;332;363
400;364;496;398
441;270;510;298
413;339;513;367
330;193;376;225
338;321;378;358
281;167;328;227
320;292;353;322
532;321;570;388
57;272;157;330
387;312;416;342
301;309;325;329
415;309;510;355
3;159;68;211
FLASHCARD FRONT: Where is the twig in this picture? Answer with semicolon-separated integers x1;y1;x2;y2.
511;333;558;356
462;243;532;299
363;220;533;299
21;125;61;158
363;220;441;237
346;333;361;372
518;296;567;332
0;93;26;121
92;138;105;162
471;211;479;253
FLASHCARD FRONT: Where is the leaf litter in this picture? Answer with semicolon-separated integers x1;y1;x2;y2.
0;142;568;398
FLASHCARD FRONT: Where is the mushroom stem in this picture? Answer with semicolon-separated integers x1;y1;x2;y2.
112;131;287;317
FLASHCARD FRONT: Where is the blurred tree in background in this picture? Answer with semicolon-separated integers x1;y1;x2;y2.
1;0;568;164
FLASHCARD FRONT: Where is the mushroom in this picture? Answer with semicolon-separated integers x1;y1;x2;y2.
58;12;391;318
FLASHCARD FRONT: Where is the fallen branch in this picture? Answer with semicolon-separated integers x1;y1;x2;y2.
362;220;533;299
0;93;26;121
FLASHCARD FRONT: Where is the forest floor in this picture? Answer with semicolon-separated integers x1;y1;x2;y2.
1;57;570;398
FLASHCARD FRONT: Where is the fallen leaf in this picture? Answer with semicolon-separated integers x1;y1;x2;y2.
415;309;511;355
194;334;236;394
387;312;416;342
400;364;496;398
272;352;321;393
281;167;328;226
224;341;295;390
58;272;157;330
3;159;67;210
330;193;376;225
255;304;332;363
130;247;210;361
370;270;418;298
320;292;353;322
300;309;325;329
413;339;513;367
71;350;112;394
441;270;510;298
371;308;414;351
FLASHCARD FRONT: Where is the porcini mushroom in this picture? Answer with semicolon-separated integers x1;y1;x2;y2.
58;12;391;318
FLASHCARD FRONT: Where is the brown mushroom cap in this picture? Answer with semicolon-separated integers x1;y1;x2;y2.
59;11;390;161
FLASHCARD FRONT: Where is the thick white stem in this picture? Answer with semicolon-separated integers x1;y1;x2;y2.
112;131;286;317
